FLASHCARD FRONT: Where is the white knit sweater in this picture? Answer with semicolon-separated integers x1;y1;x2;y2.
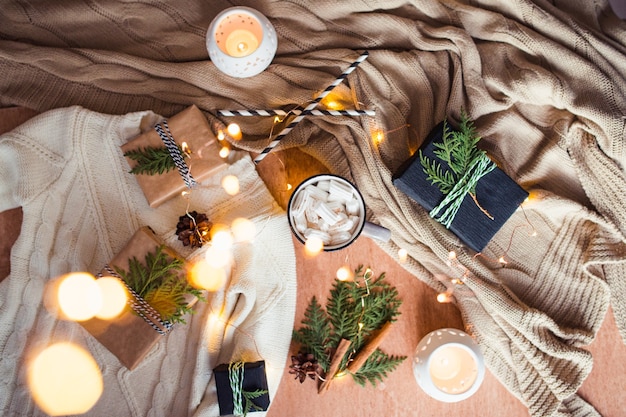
0;106;297;416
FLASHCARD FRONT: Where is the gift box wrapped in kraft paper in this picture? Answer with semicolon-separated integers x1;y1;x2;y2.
121;105;228;208
80;226;199;370
213;360;270;416
392;121;529;253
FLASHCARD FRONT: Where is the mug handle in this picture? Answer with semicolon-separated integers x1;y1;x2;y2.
362;221;391;242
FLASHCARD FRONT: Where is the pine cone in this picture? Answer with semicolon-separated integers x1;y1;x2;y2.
289;352;322;383
175;211;212;248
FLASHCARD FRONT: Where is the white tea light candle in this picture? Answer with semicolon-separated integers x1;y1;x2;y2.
413;328;485;402
206;7;277;78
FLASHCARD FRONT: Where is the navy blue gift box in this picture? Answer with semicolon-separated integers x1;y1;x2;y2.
392;121;528;252
214;360;270;416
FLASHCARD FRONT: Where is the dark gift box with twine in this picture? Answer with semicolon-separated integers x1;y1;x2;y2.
392;121;529;252
214;360;270;416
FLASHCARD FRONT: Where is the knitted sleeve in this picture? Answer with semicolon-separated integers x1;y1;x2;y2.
0;107;81;211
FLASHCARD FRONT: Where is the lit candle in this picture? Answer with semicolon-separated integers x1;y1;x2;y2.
224;29;260;57
413;328;485;402
429;345;478;394
206;7;277;78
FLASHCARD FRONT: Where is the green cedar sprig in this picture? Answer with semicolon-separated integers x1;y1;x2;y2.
292;266;405;387
419;110;485;196
124;145;185;176
114;245;204;324
242;389;269;416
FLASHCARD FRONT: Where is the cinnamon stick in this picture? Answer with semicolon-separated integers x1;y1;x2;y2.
318;338;351;394
346;321;393;374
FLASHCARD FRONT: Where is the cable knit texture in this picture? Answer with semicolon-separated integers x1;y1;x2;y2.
0;107;297;416
1;1;626;416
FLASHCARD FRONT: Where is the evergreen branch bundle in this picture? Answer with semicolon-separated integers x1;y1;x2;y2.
419;110;495;223
292;266;405;388
114;245;204;324
124;145;186;175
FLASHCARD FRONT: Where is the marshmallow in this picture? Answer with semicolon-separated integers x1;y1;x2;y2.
315;201;340;225
329;179;355;202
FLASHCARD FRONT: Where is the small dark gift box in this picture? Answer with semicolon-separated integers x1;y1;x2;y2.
392;121;528;252
214;360;270;416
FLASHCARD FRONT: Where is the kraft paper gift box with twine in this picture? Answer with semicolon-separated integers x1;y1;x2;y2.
392;121;529;253
80;226;198;370
121;105;228;208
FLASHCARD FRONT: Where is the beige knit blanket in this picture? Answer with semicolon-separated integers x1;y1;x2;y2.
2;1;626;416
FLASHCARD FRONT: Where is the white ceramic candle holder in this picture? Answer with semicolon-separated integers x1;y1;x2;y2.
206;7;277;78
413;328;485;402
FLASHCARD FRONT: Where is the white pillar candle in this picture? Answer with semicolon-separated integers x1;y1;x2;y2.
413;328;485;402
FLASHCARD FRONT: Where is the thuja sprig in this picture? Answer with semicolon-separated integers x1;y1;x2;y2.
114;245;204;324
419;110;485;196
292;266;405;387
124;145;185;175
419;110;494;221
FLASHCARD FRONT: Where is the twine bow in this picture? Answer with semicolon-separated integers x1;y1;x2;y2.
429;152;496;228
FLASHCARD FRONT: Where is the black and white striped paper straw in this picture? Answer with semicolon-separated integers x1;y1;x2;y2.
253;51;370;164
218;109;375;117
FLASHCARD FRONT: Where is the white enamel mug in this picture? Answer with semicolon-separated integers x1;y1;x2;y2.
287;174;391;251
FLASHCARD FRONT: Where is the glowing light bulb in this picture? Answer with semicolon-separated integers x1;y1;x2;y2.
217;130;225;141
95;277;128;320
336;266;353;281
304;236;324;256
398;248;408;263
437;292;453;303
57;273;103;321
28;343;103;416
448;251;457;260
222;175;240;195
286;183;293;191
498;256;508;265
219;146;230;159
227;123;242;140
181;141;191;156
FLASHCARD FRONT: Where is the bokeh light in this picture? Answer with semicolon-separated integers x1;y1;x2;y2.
188;259;227;292
95;277;128;320
57;273;102;321
226;123;242;140
232;217;256;243
437;292;453;303
222;175;240;195
219;146;230;159
28;343;103;416
336;266;353;281
304;236;324;257
398;248;408;263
